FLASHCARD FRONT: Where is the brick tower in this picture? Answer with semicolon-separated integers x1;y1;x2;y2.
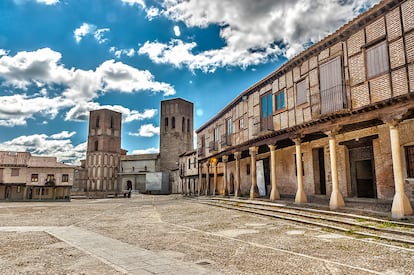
86;109;122;195
160;98;194;172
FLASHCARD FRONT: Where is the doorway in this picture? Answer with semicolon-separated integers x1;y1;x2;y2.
313;148;326;195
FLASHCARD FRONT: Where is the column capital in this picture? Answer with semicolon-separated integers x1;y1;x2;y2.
222;155;229;163
209;157;218;166
268;144;277;151
291;134;304;144
234;151;241;160
249;146;258;156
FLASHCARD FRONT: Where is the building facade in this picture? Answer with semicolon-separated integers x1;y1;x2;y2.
176;150;199;195
196;0;414;218
85;109;123;197
0;151;74;201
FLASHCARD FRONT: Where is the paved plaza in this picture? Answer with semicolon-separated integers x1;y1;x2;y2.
0;195;413;274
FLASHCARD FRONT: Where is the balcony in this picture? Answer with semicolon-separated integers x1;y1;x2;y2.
220;134;232;148
209;141;218;153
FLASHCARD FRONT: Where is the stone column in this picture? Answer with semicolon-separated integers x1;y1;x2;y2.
328;132;345;210
268;144;280;201
249;146;259;199
222;155;229;196
294;138;307;204
212;158;218;196
389;122;413;218
234;152;242;197
205;162;210;196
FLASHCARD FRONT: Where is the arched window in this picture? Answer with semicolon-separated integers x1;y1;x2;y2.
182;117;185;132
172;116;175;129
94;140;99;151
96;116;100;128
165;117;168;131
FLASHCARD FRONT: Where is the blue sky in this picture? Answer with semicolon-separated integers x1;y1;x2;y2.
0;0;379;164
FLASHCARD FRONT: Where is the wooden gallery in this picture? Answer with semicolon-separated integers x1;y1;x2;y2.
195;0;414;218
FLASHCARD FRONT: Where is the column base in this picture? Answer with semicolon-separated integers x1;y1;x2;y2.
295;189;307;204
391;192;413;219
329;190;345;210
234;188;241;198
270;187;280;201
249;185;259;199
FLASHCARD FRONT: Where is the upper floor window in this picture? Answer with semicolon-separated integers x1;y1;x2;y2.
94;140;99;151
239;118;244;130
172;117;176;129
201;135;205;148
31;174;38;182
165;117;168;130
11;168;19;177
182;117;185;132
226;118;232;136
275;90;285;111
187;119;190;132
405;145;414;178
46;174;55;183
296;79;308;105
188;158;191;169
366;40;389;79
260;92;273;131
193;157;197;168
110;116;114;129
96;116;100;128
319;56;345;114
214;127;219;142
62;174;69;182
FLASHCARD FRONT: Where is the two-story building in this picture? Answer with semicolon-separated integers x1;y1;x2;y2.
0;151;74;201
196;0;414;218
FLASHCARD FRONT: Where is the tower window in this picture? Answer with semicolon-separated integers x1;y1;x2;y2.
182;117;185;132
96;116;100;128
187;119;190;132
165;117;168;130
172;117;175;129
110;116;113;129
94;141;99;151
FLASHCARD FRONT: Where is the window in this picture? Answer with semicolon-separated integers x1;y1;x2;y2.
405;145;414;178
17;186;21;193
366;40;389;79
214;127;219;143
246;164;251;175
94;140;99;151
260;92;273;131
193;157;196;168
226;118;232;136
187;119;190;132
201;135;205;149
275;90;285;111
182;117;185;132
296;79;307;105
62;174;69;182
31;174;38;182
96;116;100;128
172;117;175;129
319;56;345;114
165;117;168;130
11;168;19;177
239;118;244;130
47;174;55;182
110;116;114;129
188;158;191;169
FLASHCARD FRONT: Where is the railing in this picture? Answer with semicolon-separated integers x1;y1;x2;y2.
320;84;346;115
209;141;218;152
220;134;232;147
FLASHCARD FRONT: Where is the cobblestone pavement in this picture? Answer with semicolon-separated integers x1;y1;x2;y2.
0;194;413;274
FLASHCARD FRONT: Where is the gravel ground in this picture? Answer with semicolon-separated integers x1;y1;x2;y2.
0;194;413;274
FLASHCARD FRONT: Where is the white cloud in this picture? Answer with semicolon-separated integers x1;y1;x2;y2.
146;7;160;20
110;47;136;58
74;23;110;44
0;48;175;126
131;147;159;155
50;131;76;139
173;25;181;37
121;0;146;8
36;0;59;4
140;0;379;71
0;132;86;165
0;49;8;56
129;124;160;137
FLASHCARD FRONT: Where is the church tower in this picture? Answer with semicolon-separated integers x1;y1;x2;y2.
160;98;194;172
86;109;122;195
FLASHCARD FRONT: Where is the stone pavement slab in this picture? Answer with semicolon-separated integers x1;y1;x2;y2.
0;226;216;275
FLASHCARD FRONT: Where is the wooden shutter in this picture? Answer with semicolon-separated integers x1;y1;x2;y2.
296;79;307;105
366;40;389;79
319;57;345;114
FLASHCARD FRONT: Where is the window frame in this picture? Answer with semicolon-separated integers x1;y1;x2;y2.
296;78;308;106
260;91;273;131
31;174;39;182
275;89;286;112
405;145;414;178
62;174;69;182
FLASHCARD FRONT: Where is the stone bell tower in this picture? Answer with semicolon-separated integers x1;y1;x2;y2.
160;98;194;172
86;109;122;195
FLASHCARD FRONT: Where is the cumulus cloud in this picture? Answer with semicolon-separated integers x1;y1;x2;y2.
173;25;181;37
0;48;175;126
129;124;160;137
121;0;146;8
0;132;86;165
109;47;136;58
74;23;110;44
131;147;159;154
36;0;59;4
139;0;379;71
